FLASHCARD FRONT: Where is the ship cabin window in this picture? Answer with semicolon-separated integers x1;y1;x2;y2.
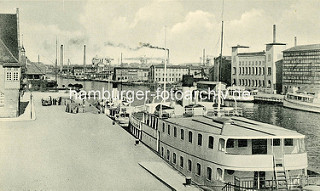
181;129;185;140
173;153;176;164
226;139;234;148
273;139;280;146
180;156;184;168
168;125;171;135
285;138;293;146
167;150;170;161
188;160;192;172
238;139;248;147
174;127;177;137
208;136;214;149
198;134;202;146
162;123;165;132
161;147;164;157
188;131;193;143
196;163;201;176
207;167;212;181
217;168;223;181
218;138;225;152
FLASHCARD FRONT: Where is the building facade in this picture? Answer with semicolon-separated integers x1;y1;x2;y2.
149;64;189;84
113;67;148;82
231;25;286;93
0;9;22;117
209;56;231;86
282;44;320;94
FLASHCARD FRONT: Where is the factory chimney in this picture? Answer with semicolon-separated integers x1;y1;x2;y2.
203;49;206;66
83;45;86;66
273;24;276;43
60;45;63;72
294;37;297;47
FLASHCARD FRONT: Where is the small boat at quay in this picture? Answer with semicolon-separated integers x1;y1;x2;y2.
283;87;320;113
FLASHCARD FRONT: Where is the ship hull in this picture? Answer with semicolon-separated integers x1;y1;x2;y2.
283;99;320;113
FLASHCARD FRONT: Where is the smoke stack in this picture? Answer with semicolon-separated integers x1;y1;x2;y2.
83;45;86;66
294;37;297;47
273;24;276;43
203;49;206;66
60;45;63;72
120;53;123;66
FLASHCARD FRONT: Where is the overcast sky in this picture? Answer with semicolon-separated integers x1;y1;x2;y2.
1;0;319;65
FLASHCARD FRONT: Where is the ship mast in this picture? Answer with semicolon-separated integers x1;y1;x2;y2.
217;0;224;116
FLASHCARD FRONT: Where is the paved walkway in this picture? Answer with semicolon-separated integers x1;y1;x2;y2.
0;92;171;190
139;162;200;191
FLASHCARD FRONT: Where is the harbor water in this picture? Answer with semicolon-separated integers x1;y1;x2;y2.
57;77;320;173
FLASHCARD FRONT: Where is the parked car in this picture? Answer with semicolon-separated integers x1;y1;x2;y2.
41;96;52;106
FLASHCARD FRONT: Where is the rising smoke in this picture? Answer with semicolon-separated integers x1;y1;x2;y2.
104;41;168;51
68;37;87;46
104;42;142;51
139;42;168;50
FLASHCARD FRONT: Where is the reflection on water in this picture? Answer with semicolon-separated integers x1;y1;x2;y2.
57;76;320;173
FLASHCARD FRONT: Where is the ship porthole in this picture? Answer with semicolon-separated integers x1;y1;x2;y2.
226;170;235;175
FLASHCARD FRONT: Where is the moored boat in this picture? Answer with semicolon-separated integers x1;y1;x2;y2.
129;100;308;190
283;87;320;113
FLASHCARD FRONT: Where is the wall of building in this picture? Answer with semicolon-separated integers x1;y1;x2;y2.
282;49;320;94
0;65;21;117
150;66;189;84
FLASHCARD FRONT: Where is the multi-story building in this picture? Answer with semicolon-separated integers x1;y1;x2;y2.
72;65;96;79
0;9;22;117
282;44;320;94
149;64;189;84
113;67;148;82
209;56;231;86
231;25;286;93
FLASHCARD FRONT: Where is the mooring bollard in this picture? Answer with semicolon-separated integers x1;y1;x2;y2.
135;139;139;145
185;177;191;186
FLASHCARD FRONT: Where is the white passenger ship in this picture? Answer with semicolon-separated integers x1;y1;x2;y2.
283;88;320;113
129;95;308;190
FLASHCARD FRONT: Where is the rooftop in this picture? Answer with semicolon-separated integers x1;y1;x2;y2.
237;51;265;57
26;62;46;75
0;39;19;64
152;64;188;69
0;13;19;62
284;44;320;52
165;115;303;139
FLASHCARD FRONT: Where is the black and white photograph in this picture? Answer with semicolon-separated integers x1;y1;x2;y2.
0;0;319;190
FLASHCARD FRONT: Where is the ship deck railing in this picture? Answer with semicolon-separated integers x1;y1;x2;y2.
221;175;320;191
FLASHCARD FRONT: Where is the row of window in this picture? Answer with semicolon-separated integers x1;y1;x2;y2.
6;71;19;81
232;67;271;76
284;51;320;57
161;147;223;181
239;67;265;76
239;60;264;66
238;79;271;88
162;123;215;149
225;138;294;148
155;78;181;82
155;73;183;76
